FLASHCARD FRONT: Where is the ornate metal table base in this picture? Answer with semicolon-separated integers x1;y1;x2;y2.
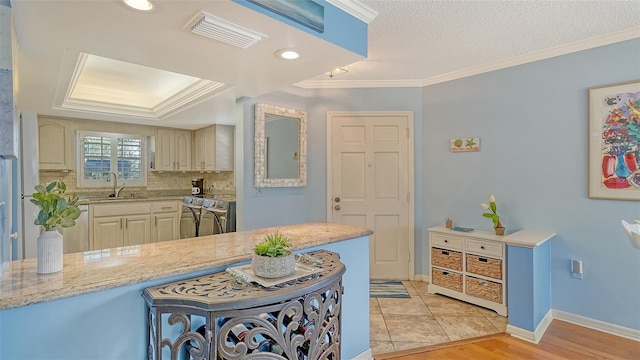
144;251;344;360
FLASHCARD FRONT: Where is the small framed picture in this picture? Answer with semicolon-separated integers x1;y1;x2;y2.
450;137;480;152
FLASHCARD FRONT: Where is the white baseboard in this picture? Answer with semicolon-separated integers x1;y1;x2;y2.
553;309;640;342
351;348;373;360
413;274;429;283
506;309;553;344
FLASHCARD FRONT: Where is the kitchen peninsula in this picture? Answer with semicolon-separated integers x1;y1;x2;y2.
0;222;373;360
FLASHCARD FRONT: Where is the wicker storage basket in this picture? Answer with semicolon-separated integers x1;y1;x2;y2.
466;254;502;280
465;276;502;303
431;248;463;271
432;268;463;292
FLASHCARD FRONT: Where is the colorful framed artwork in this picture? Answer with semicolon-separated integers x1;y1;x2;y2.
588;80;640;200
247;0;324;33
450;137;480;152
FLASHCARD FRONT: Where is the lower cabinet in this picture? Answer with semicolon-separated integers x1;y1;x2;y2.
427;227;507;316
151;201;180;242
91;201;180;250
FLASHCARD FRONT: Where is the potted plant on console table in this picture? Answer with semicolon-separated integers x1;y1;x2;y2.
31;181;80;274
252;231;296;278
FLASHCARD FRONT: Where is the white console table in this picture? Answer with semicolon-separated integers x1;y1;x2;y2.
427;227;508;316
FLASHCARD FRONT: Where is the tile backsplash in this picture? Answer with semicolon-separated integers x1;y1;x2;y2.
39;170;235;197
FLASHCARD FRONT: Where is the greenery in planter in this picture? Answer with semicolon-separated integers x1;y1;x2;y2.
254;231;292;257
31;181;81;231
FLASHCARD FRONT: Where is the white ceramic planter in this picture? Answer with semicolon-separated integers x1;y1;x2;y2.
37;229;63;274
251;253;296;278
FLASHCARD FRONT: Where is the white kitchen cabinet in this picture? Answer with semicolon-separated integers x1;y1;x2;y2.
156;128;191;171
151;201;180;242
92;216;123;250
427;227;507;316
123;215;152;246
193;125;234;172
38;117;74;170
91;202;152;250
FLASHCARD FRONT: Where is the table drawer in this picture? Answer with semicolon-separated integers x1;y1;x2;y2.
431;233;463;250
466;239;503;258
432;267;463;292
465;276;503;303
431;248;462;271
151;201;179;213
466;254;502;280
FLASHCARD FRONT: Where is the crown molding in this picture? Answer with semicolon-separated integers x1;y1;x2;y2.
298;26;640;90
296;78;423;89
325;0;378;24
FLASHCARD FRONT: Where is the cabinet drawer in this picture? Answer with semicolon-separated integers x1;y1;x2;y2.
465;276;502;303
431;248;462;271
92;202;151;217
431;268;463;292
431;233;463;250
465;239;503;258
466;254;502;280
151;201;179;213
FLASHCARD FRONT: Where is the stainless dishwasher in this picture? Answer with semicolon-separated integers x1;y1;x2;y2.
62;204;89;253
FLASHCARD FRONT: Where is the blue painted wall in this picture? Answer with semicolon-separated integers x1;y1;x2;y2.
240;40;640;331
420;39;640;330
507;246;536;331
239;87;423;234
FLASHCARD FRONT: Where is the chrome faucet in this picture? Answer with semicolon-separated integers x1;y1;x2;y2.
108;172;126;198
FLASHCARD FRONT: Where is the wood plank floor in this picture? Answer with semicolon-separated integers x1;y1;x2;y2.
374;320;640;360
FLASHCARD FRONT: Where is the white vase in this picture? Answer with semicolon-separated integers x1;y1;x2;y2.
37;229;63;274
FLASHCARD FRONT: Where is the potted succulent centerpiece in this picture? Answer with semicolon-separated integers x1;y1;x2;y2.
251;231;296;278
31;181;80;274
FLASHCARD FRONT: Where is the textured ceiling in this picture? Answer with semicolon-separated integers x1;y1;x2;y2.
9;0;640;128
304;0;640;85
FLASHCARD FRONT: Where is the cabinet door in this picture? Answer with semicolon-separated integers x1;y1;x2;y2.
39;118;73;170
92;216;123;250
156;128;175;171
180;215;195;239
153;213;179;242
200;213;215;236
175;130;192;171
214;125;234;171
123;215;151;246
193;129;205;170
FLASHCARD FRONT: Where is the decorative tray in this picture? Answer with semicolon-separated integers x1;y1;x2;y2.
226;262;321;288
451;226;474;232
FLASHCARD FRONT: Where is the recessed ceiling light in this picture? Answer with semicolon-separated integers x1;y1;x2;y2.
275;49;300;60
122;0;154;12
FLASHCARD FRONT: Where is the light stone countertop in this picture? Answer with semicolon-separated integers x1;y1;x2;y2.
0;222;372;311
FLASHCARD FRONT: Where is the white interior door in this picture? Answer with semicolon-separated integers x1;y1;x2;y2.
327;112;414;280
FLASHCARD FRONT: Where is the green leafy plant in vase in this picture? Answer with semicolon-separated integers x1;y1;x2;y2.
481;194;505;236
31;181;81;274
252;231;296;278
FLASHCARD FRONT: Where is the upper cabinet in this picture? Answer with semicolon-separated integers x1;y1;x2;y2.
193;125;234;172
155;128;192;172
38;117;74;171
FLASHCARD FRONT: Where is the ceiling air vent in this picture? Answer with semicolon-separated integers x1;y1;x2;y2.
185;11;267;49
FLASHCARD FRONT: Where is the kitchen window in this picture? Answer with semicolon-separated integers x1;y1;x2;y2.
78;131;146;188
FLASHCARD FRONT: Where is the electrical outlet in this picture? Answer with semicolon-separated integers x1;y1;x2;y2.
571;259;583;279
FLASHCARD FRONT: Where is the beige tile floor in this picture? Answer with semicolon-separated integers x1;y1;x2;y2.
370;280;508;356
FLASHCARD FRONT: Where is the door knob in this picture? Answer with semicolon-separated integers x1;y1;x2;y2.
334;205;341;210
334;197;340;203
